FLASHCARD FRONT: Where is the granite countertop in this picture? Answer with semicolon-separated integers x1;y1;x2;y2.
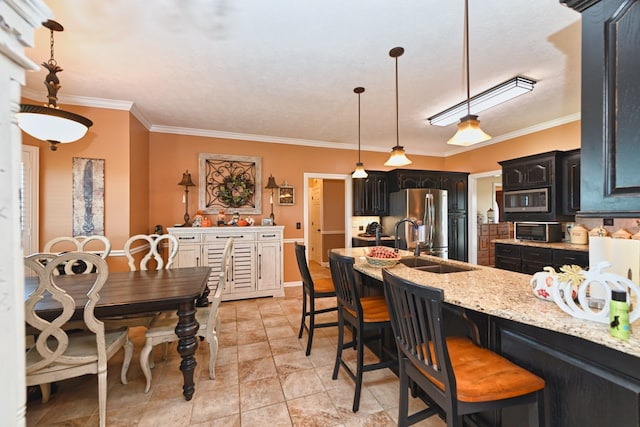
334;247;639;358
492;238;589;252
352;235;395;241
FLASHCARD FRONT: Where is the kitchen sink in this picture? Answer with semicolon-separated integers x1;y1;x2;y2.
398;257;475;274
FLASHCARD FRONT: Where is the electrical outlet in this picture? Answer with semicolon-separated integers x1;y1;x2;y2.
296;222;301;229
359;225;364;231
603;218;614;226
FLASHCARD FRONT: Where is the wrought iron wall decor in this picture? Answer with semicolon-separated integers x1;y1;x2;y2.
198;154;262;214
72;157;105;236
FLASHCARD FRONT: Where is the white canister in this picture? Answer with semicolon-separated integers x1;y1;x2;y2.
570;224;589;245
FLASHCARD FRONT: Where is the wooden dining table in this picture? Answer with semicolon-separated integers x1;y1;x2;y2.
25;266;212;401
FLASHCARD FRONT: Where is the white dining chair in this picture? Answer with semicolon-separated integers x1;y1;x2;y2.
138;237;234;393
43;235;111;274
102;233;179;331
24;252;133;427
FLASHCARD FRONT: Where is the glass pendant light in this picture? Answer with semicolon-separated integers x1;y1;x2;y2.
447;0;491;146
352;87;368;179
384;47;412;167
17;20;93;151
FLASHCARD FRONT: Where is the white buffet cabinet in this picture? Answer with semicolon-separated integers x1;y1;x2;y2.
168;226;284;301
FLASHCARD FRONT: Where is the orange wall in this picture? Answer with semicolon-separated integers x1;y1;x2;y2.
444;121;580;173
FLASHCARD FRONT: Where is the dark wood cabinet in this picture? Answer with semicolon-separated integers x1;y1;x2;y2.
561;148;581;216
495;242;589;274
448;213;468;262
562;0;640;216
353;171;388;216
499;151;574;222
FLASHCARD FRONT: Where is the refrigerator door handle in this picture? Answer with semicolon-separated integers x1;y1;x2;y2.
425;194;435;248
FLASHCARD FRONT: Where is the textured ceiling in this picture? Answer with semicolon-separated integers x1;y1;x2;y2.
22;0;582;157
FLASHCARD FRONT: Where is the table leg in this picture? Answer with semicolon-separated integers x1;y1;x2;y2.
175;300;199;400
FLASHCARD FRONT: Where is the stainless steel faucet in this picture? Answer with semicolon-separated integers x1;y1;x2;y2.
394;217;421;256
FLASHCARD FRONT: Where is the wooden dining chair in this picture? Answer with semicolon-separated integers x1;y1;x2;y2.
294;242;338;355
102;233;180;331
382;269;546;427
329;251;396;412
24;252;133;427
138;237;234;393
43;235;111;274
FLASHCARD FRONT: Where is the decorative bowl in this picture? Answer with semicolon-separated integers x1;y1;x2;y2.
364;255;400;268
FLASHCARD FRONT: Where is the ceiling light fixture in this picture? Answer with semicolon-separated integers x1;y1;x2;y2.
427;76;536;127
352;87;368;179
17;20;93;151
384;47;412;167
446;0;491;147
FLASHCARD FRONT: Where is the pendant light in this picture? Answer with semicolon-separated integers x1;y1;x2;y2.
352;87;368;179
447;0;491;146
384;47;412;167
17;20;93;151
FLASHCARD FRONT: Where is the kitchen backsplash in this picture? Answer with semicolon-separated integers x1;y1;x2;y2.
575;217;640;237
351;216;380;236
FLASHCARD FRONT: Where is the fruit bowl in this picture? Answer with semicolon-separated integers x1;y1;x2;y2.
364;246;401;267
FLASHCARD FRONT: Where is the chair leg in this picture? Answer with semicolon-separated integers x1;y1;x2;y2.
398;358;409;427
120;338;134;384
298;290;307;339
208;332;218;379
97;371;107;427
40;383;51;403
140;339;154;393
305;295;316;356
332;312;344;380
536;388;545;427
352;323;364;412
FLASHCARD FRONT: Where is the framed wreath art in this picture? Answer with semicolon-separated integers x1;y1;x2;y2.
199;154;262;214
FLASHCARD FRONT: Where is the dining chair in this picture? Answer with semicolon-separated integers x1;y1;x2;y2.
43;235;111;274
382;268;546;427
294;242;338;355
328;251;396;412
24;252;133;427
138;237;234;393
102;233;180;331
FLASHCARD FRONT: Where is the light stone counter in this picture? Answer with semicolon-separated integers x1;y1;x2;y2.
334;247;639;359
492;238;589;252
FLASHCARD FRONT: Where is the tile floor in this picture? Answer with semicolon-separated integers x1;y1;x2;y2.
26;262;446;427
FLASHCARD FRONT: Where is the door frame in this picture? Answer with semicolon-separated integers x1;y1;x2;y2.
303;173;352;260
467;169;501;264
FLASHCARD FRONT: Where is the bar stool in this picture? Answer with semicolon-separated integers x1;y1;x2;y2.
294;242;338;355
382;268;545;427
329;251;395;412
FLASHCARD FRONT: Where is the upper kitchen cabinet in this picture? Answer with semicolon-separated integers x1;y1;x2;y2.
499;151;575;222
500;151;560;191
562;0;640;216
353;171;388;216
387;169;469;213
561;149;581;216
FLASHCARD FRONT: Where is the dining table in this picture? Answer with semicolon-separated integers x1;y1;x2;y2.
25;266;212;401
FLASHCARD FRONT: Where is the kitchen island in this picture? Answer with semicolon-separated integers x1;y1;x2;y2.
335;248;640;427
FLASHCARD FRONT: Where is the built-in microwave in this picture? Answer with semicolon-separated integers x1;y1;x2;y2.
515;222;562;242
503;188;549;213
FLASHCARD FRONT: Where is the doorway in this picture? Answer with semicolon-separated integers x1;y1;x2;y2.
467;170;502;264
303;173;352;267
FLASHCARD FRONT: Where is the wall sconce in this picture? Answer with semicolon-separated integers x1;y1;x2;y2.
265;174;279;225
178;170;195;226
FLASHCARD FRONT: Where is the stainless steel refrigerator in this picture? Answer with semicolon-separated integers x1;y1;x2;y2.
381;189;448;258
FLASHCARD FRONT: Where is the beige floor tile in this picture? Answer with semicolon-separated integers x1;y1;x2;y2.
287;392;342;427
280;368;327;401
239;376;286;412
241;402;292;427
273;350;315;376
237;341;273;362
269;336;304;356
190;384;240;424
238;356;278;383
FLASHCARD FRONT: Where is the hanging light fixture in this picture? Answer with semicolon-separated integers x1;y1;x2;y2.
352;87;368;179
16;20;93;151
447;0;491;146
384;47;412;167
